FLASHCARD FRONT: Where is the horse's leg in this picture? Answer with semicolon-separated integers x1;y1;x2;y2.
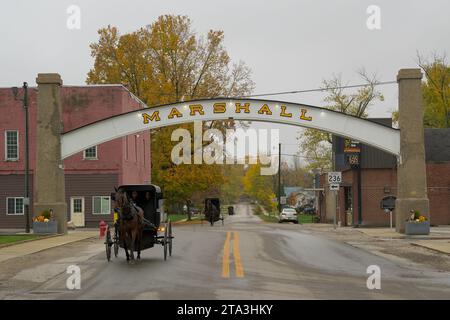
129;229;136;262
123;232;130;261
137;225;143;260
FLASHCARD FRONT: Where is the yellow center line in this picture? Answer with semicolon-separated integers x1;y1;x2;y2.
233;231;245;278
221;231;231;278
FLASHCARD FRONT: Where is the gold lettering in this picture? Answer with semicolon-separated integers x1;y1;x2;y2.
258;104;272;115
213;103;226;113
189;104;205;116
142;111;160;124
168;107;183;119
280;106;292;118
300;109;312;121
235;102;250;113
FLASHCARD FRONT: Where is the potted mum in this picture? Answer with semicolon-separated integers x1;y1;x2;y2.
33;209;58;234
405;209;430;235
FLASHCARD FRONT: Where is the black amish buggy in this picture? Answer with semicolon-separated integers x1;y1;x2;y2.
202;198;224;226
105;184;174;262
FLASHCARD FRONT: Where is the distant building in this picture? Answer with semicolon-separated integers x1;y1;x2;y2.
0;85;151;228
317;118;450;226
284;187;314;207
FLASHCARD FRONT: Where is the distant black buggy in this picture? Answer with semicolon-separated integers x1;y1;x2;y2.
105;184;174;262
202;198;224;226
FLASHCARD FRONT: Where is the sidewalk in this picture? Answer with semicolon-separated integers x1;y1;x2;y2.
410;240;450;254
356;227;450;240
346;226;450;255
304;224;450;255
0;230;98;263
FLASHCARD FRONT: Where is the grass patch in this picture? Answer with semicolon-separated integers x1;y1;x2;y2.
299;214;316;224
252;205;279;223
0;234;40;245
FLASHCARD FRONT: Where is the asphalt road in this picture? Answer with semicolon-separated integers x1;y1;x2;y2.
3;203;450;299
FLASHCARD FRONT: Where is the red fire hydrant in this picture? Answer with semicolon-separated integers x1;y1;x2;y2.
99;220;107;238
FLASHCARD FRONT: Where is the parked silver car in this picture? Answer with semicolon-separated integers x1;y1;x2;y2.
279;207;299;224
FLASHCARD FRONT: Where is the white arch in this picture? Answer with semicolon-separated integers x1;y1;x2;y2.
61;98;400;159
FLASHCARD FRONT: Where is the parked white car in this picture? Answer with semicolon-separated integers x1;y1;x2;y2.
279;207;299;224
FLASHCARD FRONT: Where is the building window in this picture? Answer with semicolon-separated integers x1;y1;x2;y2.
73;198;83;213
84;146;97;160
6;197;24;215
5;130;19;161
92;196;110;214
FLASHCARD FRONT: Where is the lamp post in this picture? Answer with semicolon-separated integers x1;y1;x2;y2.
12;82;30;233
277;143;281;214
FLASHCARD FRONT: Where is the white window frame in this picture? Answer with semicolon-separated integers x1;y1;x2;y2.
5;130;19;161
83;146;97;160
6;197;24;215
92;196;111;215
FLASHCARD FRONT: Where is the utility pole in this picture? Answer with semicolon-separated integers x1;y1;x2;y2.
357;151;362;226
23;82;30;233
12;83;31;233
277;143;281;214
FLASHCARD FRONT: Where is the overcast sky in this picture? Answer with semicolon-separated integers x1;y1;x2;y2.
1;0;449;162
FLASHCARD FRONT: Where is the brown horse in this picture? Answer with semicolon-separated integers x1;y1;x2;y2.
114;188;144;263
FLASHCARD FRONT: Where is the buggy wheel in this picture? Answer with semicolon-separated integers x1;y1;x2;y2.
105;226;112;262
168;221;173;257
113;225;119;257
163;223;168;261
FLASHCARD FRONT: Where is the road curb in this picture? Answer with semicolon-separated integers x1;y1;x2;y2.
410;242;450;255
0;234;61;249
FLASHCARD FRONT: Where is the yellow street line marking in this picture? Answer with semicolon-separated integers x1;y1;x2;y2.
222;231;231;278
233;231;245;278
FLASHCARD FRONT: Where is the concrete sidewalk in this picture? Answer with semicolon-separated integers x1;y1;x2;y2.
356;227;450;239
351;227;450;255
0;230;98;263
410;240;450;254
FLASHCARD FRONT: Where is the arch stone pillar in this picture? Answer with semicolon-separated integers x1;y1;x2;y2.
395;69;429;233
34;73;67;234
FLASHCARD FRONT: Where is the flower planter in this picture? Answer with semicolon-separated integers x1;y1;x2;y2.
405;221;430;235
33;221;58;234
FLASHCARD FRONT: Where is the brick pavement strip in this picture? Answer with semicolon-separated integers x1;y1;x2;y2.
0;231;98;263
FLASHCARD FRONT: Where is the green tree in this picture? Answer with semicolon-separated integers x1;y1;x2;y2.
86;15;255;214
243;163;277;212
298;70;384;172
392;53;449;128
419;53;450;128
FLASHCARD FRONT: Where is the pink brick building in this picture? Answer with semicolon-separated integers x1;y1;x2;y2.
0;85;151;228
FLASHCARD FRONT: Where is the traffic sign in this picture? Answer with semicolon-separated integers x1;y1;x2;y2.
327;172;342;184
380;196;396;211
329;183;339;191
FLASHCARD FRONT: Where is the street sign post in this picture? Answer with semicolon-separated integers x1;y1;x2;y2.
381;196;396;230
327;172;342;230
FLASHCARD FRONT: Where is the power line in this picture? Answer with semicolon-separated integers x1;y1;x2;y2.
101;80;397;103
240;80;397;98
